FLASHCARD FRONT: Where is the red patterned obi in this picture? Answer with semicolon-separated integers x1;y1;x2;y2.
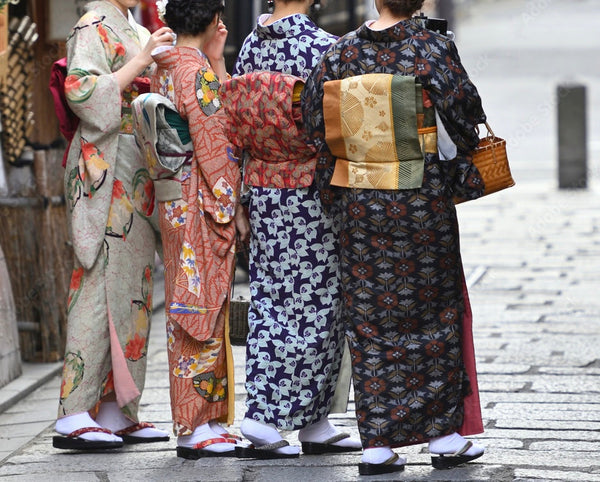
220;71;316;189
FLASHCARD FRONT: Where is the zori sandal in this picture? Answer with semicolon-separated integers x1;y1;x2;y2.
52;427;123;451
301;433;362;455
431;441;484;469
358;453;405;476
176;437;236;460
223;432;243;444
114;422;170;444
235;440;300;459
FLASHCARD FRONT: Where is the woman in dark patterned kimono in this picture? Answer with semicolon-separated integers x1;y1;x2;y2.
225;0;361;459
303;0;486;475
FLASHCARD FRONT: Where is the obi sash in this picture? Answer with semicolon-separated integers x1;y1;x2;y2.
131;92;193;201
323;74;437;190
220;71;316;189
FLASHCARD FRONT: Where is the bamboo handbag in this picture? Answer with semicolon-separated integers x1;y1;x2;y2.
455;122;515;203
229;297;250;346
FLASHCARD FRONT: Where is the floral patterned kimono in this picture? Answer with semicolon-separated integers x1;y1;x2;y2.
302;19;486;448
232;14;345;431
149;46;240;436
59;2;156;419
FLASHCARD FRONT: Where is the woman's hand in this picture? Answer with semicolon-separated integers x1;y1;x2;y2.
114;26;174;91
139;27;175;66
203;20;228;79
234;205;250;244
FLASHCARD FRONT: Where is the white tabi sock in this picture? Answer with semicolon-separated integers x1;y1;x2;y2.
177;422;234;453
298;417;362;449
428;432;485;456
55;412;122;443
95;401;168;439
209;420;240;443
362;446;407;465
240;418;300;455
209;420;228;435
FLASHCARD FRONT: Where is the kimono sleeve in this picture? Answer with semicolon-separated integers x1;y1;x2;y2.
184;66;240;225
425;40;487;200
64;13;123;136
302;50;339;211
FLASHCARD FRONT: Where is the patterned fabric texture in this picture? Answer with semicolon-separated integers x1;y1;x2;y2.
220;71;316;189
233;13;338;80
59;1;156;419
323;74;437;190
131;92;193;183
233;13;344;429
151;46;240;434
302;19;486;448
245;186;343;429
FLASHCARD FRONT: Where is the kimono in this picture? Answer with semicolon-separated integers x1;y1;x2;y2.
59;2;156;419
302;19;486;448
149;46;240;435
232;14;344;430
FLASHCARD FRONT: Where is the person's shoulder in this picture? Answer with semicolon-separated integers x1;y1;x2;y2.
75;9;105;28
302;20;338;41
322;29;357;51
66;10;106;42
411;26;455;53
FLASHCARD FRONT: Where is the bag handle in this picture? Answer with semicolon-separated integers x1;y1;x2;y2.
475;121;496;140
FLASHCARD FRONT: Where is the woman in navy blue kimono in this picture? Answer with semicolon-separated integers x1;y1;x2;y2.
230;0;361;459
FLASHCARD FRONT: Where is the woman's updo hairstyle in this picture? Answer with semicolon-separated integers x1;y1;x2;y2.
383;0;425;16
164;0;225;36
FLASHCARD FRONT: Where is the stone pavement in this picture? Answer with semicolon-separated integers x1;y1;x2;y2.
1;0;600;480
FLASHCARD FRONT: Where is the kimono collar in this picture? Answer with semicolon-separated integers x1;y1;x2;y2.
86;1;142;43
152;46;206;71
356;18;427;43
255;13;318;40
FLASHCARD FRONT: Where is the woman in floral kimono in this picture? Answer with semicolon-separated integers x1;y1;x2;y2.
224;0;360;459
303;0;486;475
53;0;175;450
142;0;247;459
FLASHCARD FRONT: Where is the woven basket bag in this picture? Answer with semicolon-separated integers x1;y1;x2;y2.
455;121;515;203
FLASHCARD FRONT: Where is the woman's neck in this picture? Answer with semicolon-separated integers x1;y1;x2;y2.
105;0;128;17
176;35;203;51
264;2;309;25
370;8;409;30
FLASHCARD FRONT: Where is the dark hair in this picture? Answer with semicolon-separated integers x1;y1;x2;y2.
164;0;225;36
383;0;425;16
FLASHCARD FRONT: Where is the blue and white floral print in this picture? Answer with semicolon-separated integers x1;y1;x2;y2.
234;14;337;80
235;11;342;431
245;187;343;429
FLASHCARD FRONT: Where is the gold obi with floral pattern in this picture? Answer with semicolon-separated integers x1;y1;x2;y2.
323;74;437;190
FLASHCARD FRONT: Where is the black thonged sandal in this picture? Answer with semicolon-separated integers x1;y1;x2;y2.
431;441;484;469
358;453;406;476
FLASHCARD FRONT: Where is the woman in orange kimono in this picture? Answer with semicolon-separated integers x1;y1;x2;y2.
144;0;248;459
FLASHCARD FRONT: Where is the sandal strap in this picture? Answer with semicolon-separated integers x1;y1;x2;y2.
255;440;290;451
450;441;473;457
114;422;155;436
321;432;351;445
69;427;113;438
384;453;400;465
191;437;231;450
225;433;243;442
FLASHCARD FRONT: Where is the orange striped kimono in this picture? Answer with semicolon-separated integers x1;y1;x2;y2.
149;46;240;435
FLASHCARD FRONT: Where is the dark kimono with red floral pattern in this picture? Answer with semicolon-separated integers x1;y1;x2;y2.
302;19;486;448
